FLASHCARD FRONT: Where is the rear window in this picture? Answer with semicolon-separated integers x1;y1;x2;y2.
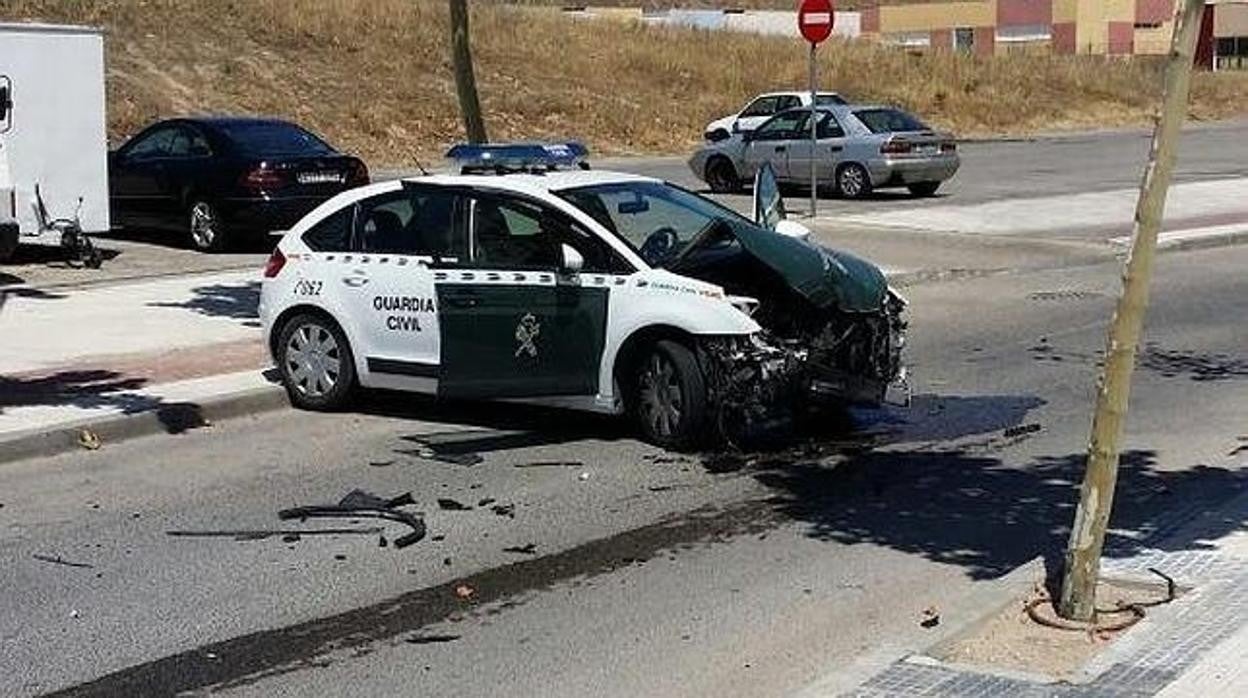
218;122;336;157
854;108;929;134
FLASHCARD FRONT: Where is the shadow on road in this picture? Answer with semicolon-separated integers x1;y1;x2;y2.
148;281;261;327
0;370;213;434
753;444;1247;581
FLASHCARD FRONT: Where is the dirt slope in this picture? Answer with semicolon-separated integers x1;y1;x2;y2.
6;0;1248;166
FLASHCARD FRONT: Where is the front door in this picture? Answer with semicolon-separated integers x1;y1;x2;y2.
437;193;614;399
110;125;179;230
742;110;808;181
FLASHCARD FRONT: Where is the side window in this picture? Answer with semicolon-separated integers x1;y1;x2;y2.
471;196;628;274
753;111;807;141
777;95;802;110
817;114;846;139
740;96;778;118
302;206;354;252
357;187;464;258
124;127;176;160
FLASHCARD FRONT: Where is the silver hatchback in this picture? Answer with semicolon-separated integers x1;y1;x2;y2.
689;104;960;199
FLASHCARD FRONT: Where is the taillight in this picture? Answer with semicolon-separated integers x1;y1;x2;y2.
263;247;286;278
239;165;288;192
880;140;913;155
940;142;957;153
347;159;370;187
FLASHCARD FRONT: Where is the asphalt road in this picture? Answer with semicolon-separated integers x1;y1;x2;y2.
4;244;1247;697
6;119;1248;290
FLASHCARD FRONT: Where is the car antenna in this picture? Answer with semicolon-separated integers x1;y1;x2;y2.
408;149;430;176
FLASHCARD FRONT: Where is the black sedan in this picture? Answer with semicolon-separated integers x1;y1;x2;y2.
109;117;368;252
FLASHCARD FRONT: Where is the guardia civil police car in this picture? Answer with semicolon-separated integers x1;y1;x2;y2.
259;143;907;448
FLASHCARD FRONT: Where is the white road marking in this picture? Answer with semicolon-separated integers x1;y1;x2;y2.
825;178;1248;235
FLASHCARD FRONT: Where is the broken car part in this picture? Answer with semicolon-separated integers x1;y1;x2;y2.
278;489;427;548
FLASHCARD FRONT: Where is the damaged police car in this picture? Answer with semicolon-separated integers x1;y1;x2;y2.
260;143;907;448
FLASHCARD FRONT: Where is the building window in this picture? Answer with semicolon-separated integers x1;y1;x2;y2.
1217;37;1248;70
995;24;1052;44
954;27;975;53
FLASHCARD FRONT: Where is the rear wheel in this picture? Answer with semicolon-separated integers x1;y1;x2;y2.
631;340;709;449
908;181;941;197
836;163;872;200
188;200;229;252
277;313;356;411
705;157;741;194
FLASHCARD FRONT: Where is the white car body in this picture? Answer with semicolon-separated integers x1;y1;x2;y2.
259;170;761;416
704;91;845;141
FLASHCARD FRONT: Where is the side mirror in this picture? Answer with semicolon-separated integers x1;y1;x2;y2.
559;243;584;274
774;220;811;240
731;121;741;133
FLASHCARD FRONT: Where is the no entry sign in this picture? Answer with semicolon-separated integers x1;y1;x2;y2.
798;0;835;45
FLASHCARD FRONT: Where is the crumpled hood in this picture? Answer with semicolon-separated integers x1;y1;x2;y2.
727;220;888;313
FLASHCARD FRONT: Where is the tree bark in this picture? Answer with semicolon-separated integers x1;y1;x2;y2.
449;0;487;144
1058;0;1206;622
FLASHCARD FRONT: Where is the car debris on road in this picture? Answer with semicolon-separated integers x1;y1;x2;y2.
278;489;427;548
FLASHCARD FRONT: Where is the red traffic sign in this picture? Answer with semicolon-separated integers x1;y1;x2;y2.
798;0;835;44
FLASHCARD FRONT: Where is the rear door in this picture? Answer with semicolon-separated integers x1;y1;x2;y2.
436;193;620;399
742;111;808;181
786;111;848;184
337;183;460;391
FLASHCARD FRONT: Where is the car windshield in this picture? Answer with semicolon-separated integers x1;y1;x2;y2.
556;180;751;268
216;121;336;157
854;108;930;134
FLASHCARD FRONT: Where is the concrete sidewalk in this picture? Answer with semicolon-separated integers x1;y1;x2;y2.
824;487;1248;698
0;269;280;462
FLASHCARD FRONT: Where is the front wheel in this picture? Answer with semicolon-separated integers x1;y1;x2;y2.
277;314;356;411
705;157;741;194
908;182;941;197
188;200;230;252
836;163;872;200
630;340;709;449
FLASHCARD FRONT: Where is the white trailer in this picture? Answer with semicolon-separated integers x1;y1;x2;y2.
0;23;109;262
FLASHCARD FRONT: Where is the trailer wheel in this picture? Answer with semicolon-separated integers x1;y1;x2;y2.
188;200;229;253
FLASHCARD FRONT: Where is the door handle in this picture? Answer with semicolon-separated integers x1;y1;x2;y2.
445;297;479;309
830;146;844;153
342;273;369;288
774;146;786;153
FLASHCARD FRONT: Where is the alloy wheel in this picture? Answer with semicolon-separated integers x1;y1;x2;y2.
638;352;684;438
284;322;342;398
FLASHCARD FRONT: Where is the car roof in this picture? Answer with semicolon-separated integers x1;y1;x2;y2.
171;115;300;129
402;168;661;195
759;90;840;98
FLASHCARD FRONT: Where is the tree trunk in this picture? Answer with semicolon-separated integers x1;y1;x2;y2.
448;0;487;144
1057;0;1206;622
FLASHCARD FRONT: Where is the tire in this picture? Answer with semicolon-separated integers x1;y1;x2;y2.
908;181;941;197
188;200;230;252
0;222;17;262
836;163;872;200
630;339;709;449
277;313;356;411
705;157;741;194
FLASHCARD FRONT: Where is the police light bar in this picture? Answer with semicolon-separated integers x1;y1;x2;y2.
446;141;589;173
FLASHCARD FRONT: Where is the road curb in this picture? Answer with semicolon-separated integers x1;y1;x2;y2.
0;383;288;466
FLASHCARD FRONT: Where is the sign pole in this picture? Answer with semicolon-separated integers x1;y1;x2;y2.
809;41;818;219
797;0;833;219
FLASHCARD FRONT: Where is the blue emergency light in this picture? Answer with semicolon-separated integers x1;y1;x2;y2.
446;141;590;173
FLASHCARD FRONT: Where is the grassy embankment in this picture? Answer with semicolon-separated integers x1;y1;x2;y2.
7;0;1248;165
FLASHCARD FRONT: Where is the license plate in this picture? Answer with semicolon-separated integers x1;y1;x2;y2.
297;171;344;185
916;145;938;155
